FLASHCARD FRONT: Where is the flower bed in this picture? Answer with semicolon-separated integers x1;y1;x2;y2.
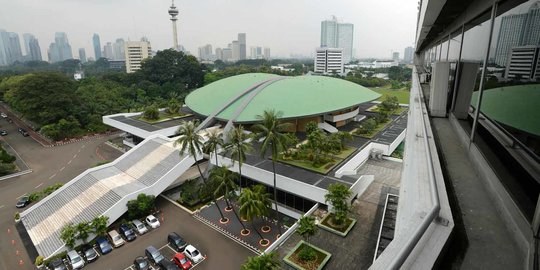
283;241;332;270
318;213;356;237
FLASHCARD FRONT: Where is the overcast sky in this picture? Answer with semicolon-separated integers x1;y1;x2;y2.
1;0;418;60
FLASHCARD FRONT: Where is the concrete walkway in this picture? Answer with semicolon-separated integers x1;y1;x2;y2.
431;118;524;269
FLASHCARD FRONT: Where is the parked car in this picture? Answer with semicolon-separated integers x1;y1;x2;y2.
168;232;187;252
1;112;7;118
0;130;7;136
145;245;165;265
119;223;137;241
18;128;28;136
146;214;160;229
172;252;192;270
67;250;85;269
132;219;149;235
159;259;180;270
82;245;98;263
96;236;113;254
6;118;13;123
48;258;67;270
16;196;30;208
108;229;125;248
133;256;151;270
183;245;203;264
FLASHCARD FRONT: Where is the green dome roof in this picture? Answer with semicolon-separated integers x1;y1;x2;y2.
185;73;381;123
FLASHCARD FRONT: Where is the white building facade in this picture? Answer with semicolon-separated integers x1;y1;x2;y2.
314;47;344;75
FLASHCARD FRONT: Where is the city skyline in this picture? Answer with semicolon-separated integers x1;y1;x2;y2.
0;0;417;60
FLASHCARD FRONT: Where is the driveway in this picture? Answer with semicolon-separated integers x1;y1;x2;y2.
88;197;256;270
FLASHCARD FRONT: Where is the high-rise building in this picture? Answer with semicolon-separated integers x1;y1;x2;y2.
393;52;400;62
113;38;125;60
404;46;414;63
27;36;42;62
93;34;102;60
168;0;180;50
22;33;33;58
314;47;343;75
238;33;246;60
125;39;152;73
47;32;73;63
198;44;213;60
231;40;239;61
320;16;354;63
78;48;87;63
222;47;232;62
0;30;10;65
215;47;223;60
504;45;540;79
7;33;23;63
103;42;113;60
494;2;540;66
264;47;271;60
250;46;264;59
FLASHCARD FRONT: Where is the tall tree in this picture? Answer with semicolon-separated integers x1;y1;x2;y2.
60;223;77;249
203;129;224;166
225;125;253;193
175;121;226;223
253;109;292;234
297;216;317;244
138;49;205;89
324;183;352;225
75;221;92;244
211;166;248;234
241;252;280;270
238;185;270;245
91;216;109;237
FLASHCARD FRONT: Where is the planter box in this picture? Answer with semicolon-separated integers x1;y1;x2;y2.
283;240;332;270
317;213;356;237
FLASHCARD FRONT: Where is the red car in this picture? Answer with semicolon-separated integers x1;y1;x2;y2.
172;253;192;269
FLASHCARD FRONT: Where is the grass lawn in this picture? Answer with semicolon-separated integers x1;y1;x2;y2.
329;146;357;159
353;119;392;139
370;85;410;104
366;104;408;115
136;111;191;124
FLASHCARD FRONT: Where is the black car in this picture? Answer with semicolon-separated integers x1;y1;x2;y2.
0;130;7;136
16;196;30;208
119;223;137;242
6;118;13;123
18;128;29;137
82;245;98;263
159;259;180;270
167;232;187;252
48;258;67;270
134;256;150;270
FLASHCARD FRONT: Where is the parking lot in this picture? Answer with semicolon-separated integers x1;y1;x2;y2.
75;197;255;270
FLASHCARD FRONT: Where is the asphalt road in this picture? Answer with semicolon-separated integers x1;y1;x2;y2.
88;197;256;270
0;118;122;270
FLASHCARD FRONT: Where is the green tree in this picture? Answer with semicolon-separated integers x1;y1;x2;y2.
224;125;253;193
211;166;248;234
139;49;205;89
253;109;292;234
60;222;77;249
324;183;352;225
358;118;377;134
203;129;224;166
238;185;271;245
379;95;399;113
296;216;318;262
241;252;280;270
91;216;109;237
143;105;159;120
75;221;92;244
126;194;156;220
282;133;299;156
175;120;226;222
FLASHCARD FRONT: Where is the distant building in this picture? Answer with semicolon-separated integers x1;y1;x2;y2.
504;45;540;80
113;39;125;60
264;47;271;60
215;47;223;60
320;16;354;63
23;34;42;61
125;39;152;73
0;30;10;65
222;47;232;62
494;2;540;66
198;44;213;60
103;42;113;60
231;40;239;61
8;33;23;63
93;34;102;60
393;52;400;62
314;47;344;75
250;46;264;59
109;60;126;71
78;48;87;63
404;46;414;63
47;32;73;63
238;33;246;60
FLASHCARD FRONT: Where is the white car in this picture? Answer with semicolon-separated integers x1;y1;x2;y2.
0;113;6;118
146;214;160;229
67;250;85;269
132;219;149;235
184;245;204;264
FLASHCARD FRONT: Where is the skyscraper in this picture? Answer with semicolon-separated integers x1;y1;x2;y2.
404;46;414;63
320;16;354;63
47;32;72;63
392;52;400;62
93;34;102;60
494;2;540;66
28;36;42;61
0;30;11;65
238;33;246;60
264;47;271;60
113;38;125;60
231;40;239;61
198;44;213;60
22;33;33;58
168;0;179;50
125;39;152;73
103;42;113;59
78;48;87;63
8;33;23;63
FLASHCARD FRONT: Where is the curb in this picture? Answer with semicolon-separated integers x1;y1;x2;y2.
160;195;195;215
0;169;33;181
44;131;120;148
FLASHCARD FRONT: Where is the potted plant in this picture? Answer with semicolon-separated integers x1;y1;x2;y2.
35;255;44;267
14;212;20;223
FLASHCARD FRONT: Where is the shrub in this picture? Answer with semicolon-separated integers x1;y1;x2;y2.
143;105;159;120
357;118;377;134
298;245;316;262
14;212;20;220
126;194;156;220
35;255;44;266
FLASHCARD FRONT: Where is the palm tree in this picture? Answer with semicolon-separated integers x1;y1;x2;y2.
238;185;271;245
211;166;249;234
297;216;317;244
203;129;224;167
241;252;280;270
60;222;77;249
175;121;227;223
75;221;92;244
91;215;109;237
253;109;292;234
225;125;253;193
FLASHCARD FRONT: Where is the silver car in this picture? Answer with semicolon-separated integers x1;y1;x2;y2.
132;219;148;235
67;250;85;269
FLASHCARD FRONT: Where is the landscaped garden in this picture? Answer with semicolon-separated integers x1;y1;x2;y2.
354;96;401;139
370;84;411;104
136;100;191;124
0;143;17;176
318;183;356;237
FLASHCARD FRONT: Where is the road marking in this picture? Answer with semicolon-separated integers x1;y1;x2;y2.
17;193;27;199
67;160;72;165
73;154;77;159
0;205;5;209
48;173;57;180
82;144;86;148
60;166;65;172
77;149;81;153
34;182;43;189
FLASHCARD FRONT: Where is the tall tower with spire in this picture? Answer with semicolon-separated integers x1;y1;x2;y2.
168;0;179;50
